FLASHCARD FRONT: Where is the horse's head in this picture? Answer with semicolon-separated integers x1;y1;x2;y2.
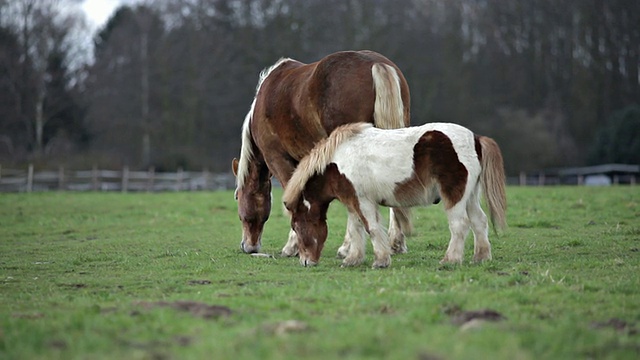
232;158;272;253
284;194;329;266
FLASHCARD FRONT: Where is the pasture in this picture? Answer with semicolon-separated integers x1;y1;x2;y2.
1;187;638;359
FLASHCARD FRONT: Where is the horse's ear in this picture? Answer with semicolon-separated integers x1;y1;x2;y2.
231;158;239;176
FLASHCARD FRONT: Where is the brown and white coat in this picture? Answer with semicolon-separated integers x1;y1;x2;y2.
283;122;507;268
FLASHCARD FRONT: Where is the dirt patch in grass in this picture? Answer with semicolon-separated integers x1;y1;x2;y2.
188;279;211;285
133;300;232;319
591;318;638;335
444;305;507;330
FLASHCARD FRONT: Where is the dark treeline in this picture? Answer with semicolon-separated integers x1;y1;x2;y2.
1;0;639;174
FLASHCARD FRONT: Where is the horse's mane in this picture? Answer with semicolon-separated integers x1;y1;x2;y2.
236;57;293;189
283;123;372;207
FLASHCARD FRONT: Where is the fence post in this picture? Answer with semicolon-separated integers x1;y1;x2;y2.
58;166;65;190
519;171;526;186
147;166;155;192
122;166;129;192
27;164;34;192
203;168;209;190
537;172;545;186
176;167;183;191
631;175;636;186
92;165;99;191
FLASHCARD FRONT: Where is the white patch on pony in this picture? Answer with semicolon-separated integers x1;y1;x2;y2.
236;58;293;191
331;123;478;207
303;198;311;211
332;127;421;203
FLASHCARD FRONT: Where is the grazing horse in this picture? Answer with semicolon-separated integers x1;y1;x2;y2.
282;122;507;268
232;51;413;261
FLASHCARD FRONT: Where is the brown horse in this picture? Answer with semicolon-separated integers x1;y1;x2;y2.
231;50;412;263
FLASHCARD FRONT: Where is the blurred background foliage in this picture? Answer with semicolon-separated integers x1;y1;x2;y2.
0;0;638;174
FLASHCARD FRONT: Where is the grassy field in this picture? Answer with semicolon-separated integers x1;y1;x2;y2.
1;186;639;359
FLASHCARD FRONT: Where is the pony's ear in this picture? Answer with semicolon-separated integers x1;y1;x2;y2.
231;158;239;176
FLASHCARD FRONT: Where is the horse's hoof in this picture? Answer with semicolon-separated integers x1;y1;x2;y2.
336;247;349;259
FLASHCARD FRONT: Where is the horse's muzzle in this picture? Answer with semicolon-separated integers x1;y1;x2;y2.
240;239;261;253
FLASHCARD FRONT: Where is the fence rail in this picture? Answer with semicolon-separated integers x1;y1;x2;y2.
0;164;636;192
0;165;236;192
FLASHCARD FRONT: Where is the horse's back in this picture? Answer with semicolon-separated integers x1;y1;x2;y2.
309;51;408;131
252;51;407;159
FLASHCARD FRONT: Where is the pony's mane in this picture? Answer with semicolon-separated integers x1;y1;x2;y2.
282;122;372;207
236;57;293;189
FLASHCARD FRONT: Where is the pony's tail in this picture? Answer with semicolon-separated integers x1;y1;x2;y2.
478;136;507;232
282;123;371;209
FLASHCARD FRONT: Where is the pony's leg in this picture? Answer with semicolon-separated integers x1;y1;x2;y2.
337;210;364;259
281;229;299;257
467;188;492;262
388;208;408;254
355;201;392;268
370;225;392;269
340;216;367;267
440;202;471;264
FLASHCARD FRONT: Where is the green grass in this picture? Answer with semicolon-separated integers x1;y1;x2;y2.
1;187;639;359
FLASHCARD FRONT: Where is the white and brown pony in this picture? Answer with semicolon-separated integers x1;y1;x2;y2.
232;51;413;260
282;122;507;268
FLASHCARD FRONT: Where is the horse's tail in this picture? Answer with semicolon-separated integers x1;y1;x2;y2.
283;123;371;209
371;63;413;236
477;135;507;232
371;63;406;130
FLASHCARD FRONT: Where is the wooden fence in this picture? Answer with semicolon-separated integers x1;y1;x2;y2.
0;165;236;192
0;164;635;192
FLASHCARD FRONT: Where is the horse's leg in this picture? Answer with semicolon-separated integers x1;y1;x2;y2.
265;157;301;257
440;202;471;264
467;187;492;262
337;210;364;259
281;229;299;257
389;208;409;254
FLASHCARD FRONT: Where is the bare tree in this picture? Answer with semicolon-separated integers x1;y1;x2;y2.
0;0;87;157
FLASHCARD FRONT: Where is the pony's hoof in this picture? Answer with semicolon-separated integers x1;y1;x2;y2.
391;242;408;254
473;254;492;263
281;246;299;257
440;257;463;265
336;246;349;259
473;246;492;263
372;256;391;269
340;256;364;267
